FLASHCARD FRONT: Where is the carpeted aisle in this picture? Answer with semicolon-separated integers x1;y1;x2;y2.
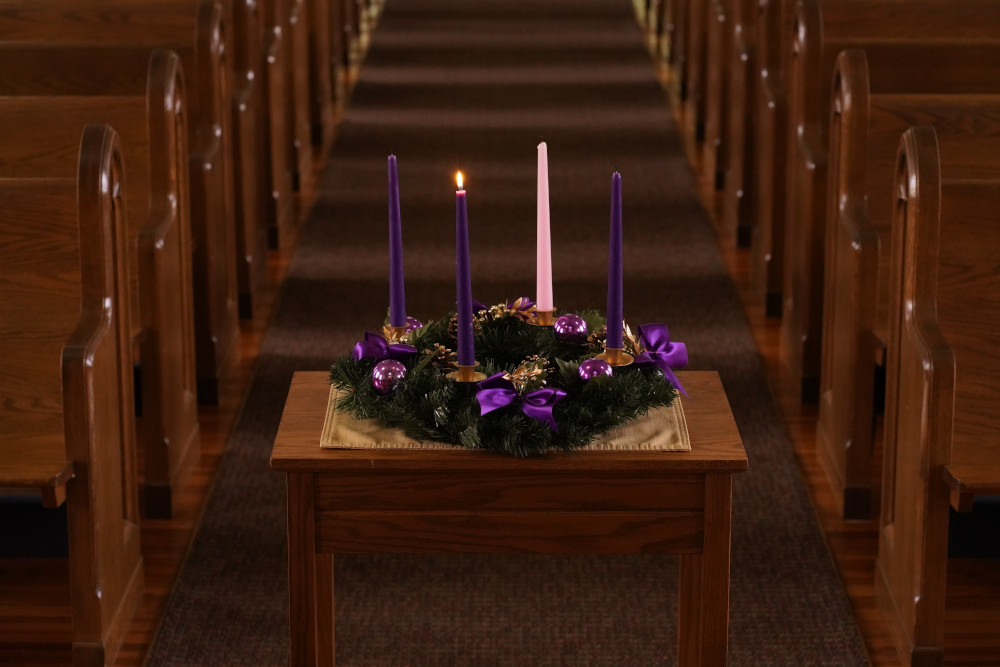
148;1;868;664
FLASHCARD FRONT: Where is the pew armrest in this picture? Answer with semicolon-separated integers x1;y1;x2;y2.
943;464;1000;512
0;444;74;508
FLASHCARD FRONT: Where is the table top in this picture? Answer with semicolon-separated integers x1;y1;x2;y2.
270;371;747;474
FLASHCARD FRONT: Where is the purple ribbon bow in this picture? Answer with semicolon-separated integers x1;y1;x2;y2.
634;323;689;397
351;331;417;362
475;372;567;432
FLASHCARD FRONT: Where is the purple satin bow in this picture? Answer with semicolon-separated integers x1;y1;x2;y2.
472;298;489;313
508;296;535;311
351;331;417;362
634;323;689;397
475;373;567;432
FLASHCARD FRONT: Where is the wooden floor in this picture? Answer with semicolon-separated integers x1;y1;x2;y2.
4;6;999;665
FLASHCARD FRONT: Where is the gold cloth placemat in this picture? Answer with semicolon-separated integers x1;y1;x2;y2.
320;386;690;451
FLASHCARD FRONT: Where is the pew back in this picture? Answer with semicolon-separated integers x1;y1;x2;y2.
817;48;1000;518
0;124;143;664
781;0;1000;404
0;0;240;402
0;81;201;517
721;0;757;247
877;125;1000;665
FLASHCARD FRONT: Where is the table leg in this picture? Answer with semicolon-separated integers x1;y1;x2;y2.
288;472;318;666
317;553;335;665
678;473;733;666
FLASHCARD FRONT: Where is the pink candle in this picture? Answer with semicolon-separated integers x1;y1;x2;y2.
536;142;553;312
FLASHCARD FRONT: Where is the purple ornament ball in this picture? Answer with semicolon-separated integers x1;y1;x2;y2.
578;358;613;381
405;316;423;332
372;359;407;394
553;313;589;343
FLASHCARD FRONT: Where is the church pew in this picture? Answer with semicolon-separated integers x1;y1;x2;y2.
645;0;663;53
257;8;295;249
680;0;708;143
818;50;1000;520
327;0;347;105
98;0;270;318
222;0;271;318
0;0;240;404
309;0;334;154
780;0;1000;403
650;0;676;66
721;0;756;247
0;0;271;321
0;124;143;665
877;125;1000;666
749;0;791;316
0;54;201;519
665;0;690;107
750;0;917;318
700;0;730;190
262;0;315;204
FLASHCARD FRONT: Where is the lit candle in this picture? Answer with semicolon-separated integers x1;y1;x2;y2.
606;171;623;349
455;172;475;366
388;155;405;327
536;141;553;313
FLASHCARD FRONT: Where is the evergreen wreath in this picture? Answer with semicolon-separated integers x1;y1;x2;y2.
329;301;681;457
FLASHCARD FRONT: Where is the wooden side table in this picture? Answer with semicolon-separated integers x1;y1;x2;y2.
271;371;747;666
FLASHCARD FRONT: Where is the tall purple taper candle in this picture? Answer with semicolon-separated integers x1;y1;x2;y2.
387;155;406;327
606;171;624;349
455;172;475;366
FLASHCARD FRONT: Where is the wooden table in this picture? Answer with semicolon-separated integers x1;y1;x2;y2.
270;370;747;666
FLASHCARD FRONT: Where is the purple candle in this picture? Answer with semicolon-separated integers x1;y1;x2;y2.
388;155;406;327
606;171;624;349
455;172;475;366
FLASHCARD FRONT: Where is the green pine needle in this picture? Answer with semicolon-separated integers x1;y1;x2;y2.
329;307;678;456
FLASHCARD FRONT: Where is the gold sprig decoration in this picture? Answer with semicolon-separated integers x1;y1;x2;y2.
503;355;550;393
623;323;645;356
448;313;484;340
586;322;645;355
382;324;411;344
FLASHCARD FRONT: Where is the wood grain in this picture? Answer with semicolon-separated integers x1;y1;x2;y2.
316;510;705;554
819;47;1000;519
782;0;1000;405
0;0;241;403
0;125;144;664
314;471;706;511
0;59;201;518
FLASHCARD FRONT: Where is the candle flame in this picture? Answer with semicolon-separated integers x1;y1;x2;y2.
456;171;464;190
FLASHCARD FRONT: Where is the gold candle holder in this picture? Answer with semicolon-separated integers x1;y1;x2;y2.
388;324;409;339
596;346;634;367
447;364;487;383
533;309;556;326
